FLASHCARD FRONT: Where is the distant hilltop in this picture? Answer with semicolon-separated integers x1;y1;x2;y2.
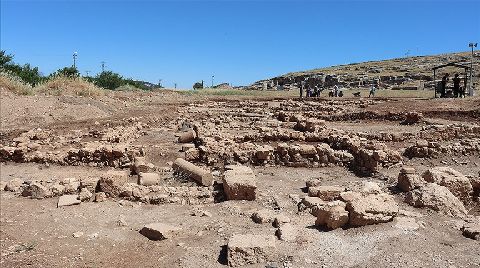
247;51;479;91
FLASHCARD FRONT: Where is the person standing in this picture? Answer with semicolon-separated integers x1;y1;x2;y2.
441;73;449;98
452;73;461;98
369;85;376;97
299;82;304;98
333;85;339;97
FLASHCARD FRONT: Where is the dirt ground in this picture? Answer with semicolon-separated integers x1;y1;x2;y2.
1;89;479;268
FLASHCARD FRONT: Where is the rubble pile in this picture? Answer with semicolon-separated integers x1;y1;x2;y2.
0;122;147;167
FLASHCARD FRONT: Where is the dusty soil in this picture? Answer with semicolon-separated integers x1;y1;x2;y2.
1;90;479;268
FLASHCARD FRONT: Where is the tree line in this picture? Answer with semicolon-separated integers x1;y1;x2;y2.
0;50;160;91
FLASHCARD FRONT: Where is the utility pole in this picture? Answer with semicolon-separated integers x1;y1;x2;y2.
211;75;215;88
174;83;177;89
469;42;477;96
73;52;78;68
158;79;162;88
101;61;106;72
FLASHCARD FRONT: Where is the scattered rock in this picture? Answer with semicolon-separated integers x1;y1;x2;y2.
361;181;382;194
393;217;421;231
138;172;160;186
21;182;51;199
4;178;24;192
131;157;154;175
49;183;65;196
346;193;398;226
397;167;425;192
275;223;297;242
79;188;93;202
251;209;274;224
173;158;213;186
80;177;99;193
94;192;107;202
312;185;344;201
178;129;196;143
72;231;84;238
98;170;129;197
227;234;276;267
405;183;467;217
57;195;81;207
461;220;480;240
305;178;322;188
315;200;349;229
422;167;473;200
140;223;181;240
273;214;290;228
223;165;256;201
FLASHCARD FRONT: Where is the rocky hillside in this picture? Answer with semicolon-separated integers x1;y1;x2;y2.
248;51;480;92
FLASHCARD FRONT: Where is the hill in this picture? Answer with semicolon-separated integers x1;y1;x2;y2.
248;51;479;93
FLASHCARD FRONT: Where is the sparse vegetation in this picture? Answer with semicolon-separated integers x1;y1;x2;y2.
0;71;34;95
35;75;105;97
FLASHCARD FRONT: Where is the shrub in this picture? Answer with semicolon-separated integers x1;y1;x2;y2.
94;71;125;90
193;82;203;90
51;66;80;78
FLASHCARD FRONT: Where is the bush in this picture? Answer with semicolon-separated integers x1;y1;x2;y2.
193;82;203;90
51;66;79;78
95;71;125;90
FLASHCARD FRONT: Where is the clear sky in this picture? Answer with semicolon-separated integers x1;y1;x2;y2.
1;0;479;89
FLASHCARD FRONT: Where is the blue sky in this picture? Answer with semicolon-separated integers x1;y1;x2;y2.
1;0;479;89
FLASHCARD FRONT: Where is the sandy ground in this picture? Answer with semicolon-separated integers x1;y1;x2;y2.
1;90;479;267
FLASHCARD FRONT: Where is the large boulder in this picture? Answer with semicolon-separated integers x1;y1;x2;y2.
405;183;467;217
223;165;256;201
57;195;81;207
98;170;129;197
422;167;473;200
4;178;24;192
255;145;274;161
251;209;275;224
315;200;349;229
227;234;275;267
21;182;51;199
397;167;425;192
345;193;399;226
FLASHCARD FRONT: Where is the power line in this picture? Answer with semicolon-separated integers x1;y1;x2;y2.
101;61;106;72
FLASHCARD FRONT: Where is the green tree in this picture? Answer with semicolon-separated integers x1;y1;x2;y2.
52;66;79;78
1;50;44;86
0;50;14;66
95;71;125;90
193;81;203;90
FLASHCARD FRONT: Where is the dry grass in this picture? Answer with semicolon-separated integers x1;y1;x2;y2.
34;76;105;97
0;72;34;95
114;84;143;91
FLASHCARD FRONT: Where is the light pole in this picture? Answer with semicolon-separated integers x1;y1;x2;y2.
469;42;477;96
73;52;78;68
211;75;214;88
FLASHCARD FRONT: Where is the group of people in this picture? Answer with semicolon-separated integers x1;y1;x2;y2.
300;84;344;98
440;73;465;98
